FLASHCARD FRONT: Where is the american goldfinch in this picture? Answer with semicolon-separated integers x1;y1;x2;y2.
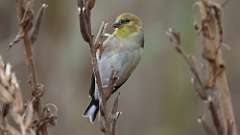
83;13;144;123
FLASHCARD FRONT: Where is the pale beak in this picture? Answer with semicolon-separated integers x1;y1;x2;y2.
112;20;122;28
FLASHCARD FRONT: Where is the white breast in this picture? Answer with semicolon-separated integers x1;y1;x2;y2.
97;34;143;88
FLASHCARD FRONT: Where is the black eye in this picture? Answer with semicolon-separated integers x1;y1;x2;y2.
121;19;130;24
125;19;130;23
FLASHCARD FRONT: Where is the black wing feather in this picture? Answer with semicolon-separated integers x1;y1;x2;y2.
89;73;95;98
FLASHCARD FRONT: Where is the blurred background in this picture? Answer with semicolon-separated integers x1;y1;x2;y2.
0;0;239;135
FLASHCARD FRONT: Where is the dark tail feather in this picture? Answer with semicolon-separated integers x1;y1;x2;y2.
83;99;99;123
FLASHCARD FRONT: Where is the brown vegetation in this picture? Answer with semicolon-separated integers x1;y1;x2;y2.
167;0;238;135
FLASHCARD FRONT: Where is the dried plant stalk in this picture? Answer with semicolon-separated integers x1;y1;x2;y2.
6;1;57;135
14;1;47;135
167;0;238;135
197;1;237;135
76;0;120;135
0;57;28;135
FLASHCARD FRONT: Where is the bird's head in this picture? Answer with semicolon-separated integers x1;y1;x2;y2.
112;13;143;38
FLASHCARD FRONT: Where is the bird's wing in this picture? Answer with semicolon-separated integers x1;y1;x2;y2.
88;35;116;99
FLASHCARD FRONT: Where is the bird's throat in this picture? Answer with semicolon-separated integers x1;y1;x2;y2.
114;26;138;38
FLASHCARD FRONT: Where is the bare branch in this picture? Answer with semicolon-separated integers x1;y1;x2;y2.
166;28;207;100
222;0;231;7
198;115;216;135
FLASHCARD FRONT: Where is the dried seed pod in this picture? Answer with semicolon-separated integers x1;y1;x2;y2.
23;101;34;129
77;0;92;43
30;3;48;44
86;0;96;10
0;56;23;113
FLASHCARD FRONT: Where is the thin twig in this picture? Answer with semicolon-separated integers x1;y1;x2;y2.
222;0;231;7
198;115;216;135
166;28;207;100
22;27;38;94
30;4;48;44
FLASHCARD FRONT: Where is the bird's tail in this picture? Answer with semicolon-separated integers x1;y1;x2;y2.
83;98;99;123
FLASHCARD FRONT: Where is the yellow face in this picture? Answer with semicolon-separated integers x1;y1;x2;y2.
113;13;142;38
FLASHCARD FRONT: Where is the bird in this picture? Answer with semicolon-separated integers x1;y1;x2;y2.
83;13;144;123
